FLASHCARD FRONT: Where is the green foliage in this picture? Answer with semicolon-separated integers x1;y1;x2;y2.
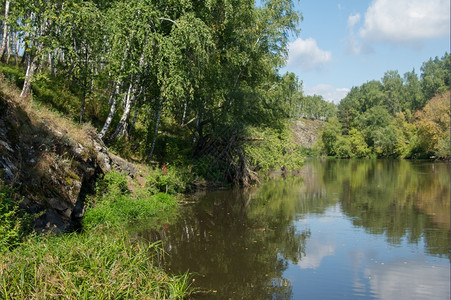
244;124;304;174
146;166;189;195
0;64;25;87
0;228;194;299
334;136;352;158
320;117;342;156
293;93;337;120
355;105;391;147
421;53;450;100
435;131;450;159
0;179;32;252
348;128;370;158
373;125;400;157
333;53;450;159
83;171;177;230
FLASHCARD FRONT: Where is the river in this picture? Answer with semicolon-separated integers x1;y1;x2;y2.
141;159;450;299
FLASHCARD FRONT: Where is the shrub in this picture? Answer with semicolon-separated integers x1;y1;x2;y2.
335;136;352;158
244;124;304;173
146;166;189;195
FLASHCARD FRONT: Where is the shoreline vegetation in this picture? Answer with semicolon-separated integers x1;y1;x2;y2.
0;0;449;297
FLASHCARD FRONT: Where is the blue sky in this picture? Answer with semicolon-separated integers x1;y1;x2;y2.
280;0;450;103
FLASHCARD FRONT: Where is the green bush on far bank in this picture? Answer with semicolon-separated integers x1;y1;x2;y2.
244;124;304;174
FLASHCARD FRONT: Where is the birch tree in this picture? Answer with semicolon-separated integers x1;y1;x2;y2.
0;0;10;60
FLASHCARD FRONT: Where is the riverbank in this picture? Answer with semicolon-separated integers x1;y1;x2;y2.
0;66;304;297
1;170;194;299
0;76;195;298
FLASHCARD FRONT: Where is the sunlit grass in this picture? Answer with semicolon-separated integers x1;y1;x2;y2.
0;227;193;299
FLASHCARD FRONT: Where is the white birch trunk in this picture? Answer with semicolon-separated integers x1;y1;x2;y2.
0;1;10;60
110;82;134;139
20;55;38;97
98;82;121;139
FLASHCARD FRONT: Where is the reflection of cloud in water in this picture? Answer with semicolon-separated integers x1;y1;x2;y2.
297;239;335;269
364;261;450;300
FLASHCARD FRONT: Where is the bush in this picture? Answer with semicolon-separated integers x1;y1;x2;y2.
146;166;189;195
435;131;450;159
348;128;370;158
320;117;342;156
244;124;304;173
0;64;24;87
335;136;352;158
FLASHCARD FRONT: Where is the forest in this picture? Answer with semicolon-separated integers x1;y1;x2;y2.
320;53;450;159
0;0;310;186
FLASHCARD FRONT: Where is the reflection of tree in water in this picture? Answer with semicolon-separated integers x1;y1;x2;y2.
138;159;449;298
141;185;310;299
321;159;450;258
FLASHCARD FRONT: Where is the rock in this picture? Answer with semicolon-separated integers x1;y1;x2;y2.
291;119;325;148
47;198;73;219
109;152;137;178
96;151;111;173
0;140;14;152
0;91;138;234
33;208;68;233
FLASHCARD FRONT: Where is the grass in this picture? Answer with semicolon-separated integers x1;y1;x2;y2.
83;171;179;230
0;179;33;253
0;227;193;299
0;171;193;299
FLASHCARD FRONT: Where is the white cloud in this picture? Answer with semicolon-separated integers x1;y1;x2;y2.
347;13;361;29
298;239;335;269
359;0;450;46
365;261;450;300
305;84;350;104
346;13;372;55
286;38;332;71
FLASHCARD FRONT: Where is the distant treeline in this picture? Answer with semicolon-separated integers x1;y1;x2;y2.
291;94;336;120
319;53;450;159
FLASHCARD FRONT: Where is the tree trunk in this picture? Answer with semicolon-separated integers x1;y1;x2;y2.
148;99;163;160
79;48;89;123
20;55;38;98
14;35;18;66
110;82;134;140
109;52;145;140
0;1;10;60
129;105;139;135
98;82;120;139
5;30;10;63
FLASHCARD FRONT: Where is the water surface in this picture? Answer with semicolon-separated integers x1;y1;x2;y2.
143;159;450;299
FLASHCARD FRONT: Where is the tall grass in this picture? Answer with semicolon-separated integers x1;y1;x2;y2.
83;171;178;230
0;228;193;299
1;172;193;299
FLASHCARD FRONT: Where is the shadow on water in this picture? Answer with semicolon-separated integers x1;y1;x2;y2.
138;159;450;299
